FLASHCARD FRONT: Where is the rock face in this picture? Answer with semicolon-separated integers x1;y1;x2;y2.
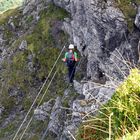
34;99;55;120
57;0;134;81
19;40;27;50
135;6;140;30
60;0;139;81
23;0;140;81
47;97;67;139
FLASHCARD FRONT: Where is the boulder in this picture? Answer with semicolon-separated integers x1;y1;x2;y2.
47;97;66;138
19;40;27;50
135;6;140;30
34;99;55;121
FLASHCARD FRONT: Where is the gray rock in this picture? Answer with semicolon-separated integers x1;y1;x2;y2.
61;0;132;82
35;15;40;21
10;22;15;31
27;62;34;72
23;0;52;16
2;112;16;128
8;87;24;104
47;97;66;138
19;40;27;50
0;105;4;118
0;34;4;46
8;17;15;30
63;89;71;97
2;49;7;58
73;80;83;94
34;99;55;121
135;6;140;30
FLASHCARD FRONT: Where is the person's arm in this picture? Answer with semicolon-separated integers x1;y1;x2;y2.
62;52;68;62
74;52;78;61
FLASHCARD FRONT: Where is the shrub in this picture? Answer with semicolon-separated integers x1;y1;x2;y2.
77;69;140;140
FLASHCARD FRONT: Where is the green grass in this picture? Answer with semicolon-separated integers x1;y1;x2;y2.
0;8;22;46
0;122;16;138
77;69;140;140
117;127;140;140
0;8;21;25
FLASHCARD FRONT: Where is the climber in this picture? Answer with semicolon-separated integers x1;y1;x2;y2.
62;44;78;84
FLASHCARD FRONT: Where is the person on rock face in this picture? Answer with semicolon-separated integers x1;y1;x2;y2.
62;44;78;84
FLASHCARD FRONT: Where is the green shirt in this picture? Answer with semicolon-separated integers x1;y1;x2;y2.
64;52;78;59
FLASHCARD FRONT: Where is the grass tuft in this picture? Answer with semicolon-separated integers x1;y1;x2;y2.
115;0;140;31
77;68;140;140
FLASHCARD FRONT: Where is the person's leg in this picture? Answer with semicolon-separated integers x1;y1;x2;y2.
71;66;75;83
68;66;72;83
69;65;76;83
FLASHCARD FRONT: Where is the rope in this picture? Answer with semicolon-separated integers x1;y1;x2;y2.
12;45;65;140
41;127;49;140
19;117;33;140
19;70;58;140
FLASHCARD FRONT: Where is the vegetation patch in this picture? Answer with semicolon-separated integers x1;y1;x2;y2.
0;122;16;138
77;69;140;140
115;0;140;31
0;8;22;25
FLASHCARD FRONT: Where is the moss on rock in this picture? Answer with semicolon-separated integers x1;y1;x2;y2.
115;0;140;31
0;4;69;139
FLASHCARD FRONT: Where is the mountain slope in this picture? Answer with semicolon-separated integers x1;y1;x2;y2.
0;3;70;139
0;0;140;140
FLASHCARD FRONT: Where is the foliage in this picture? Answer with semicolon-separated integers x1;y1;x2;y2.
77;69;140;140
117;127;140;140
0;8;21;25
25;3;69;80
0;122;16;138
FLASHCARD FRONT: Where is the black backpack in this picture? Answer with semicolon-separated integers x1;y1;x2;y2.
66;52;75;66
